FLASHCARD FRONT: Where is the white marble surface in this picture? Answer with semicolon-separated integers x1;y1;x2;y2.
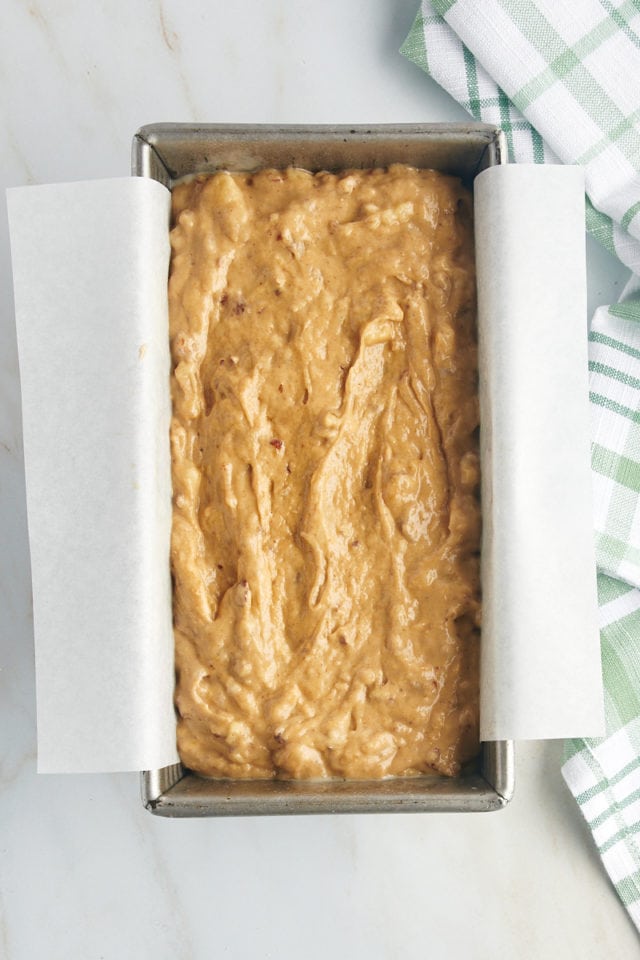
1;1;637;957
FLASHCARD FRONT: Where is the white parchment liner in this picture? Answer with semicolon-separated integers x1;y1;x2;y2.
7;179;178;772
476;165;604;741
7;166;604;773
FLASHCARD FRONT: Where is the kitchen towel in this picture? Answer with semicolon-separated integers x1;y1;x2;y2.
402;0;640;931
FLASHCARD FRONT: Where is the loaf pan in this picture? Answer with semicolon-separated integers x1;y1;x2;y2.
133;123;514;816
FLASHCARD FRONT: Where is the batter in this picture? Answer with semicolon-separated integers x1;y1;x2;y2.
169;165;480;779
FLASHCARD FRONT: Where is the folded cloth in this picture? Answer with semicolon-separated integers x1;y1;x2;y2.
401;0;640;273
402;0;640;931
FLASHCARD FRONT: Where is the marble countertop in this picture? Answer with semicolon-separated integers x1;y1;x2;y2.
1;1;637;957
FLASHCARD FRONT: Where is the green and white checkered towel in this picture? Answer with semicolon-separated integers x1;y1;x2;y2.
402;0;640;929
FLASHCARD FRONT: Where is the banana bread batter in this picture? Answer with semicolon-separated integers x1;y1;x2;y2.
169;165;480;779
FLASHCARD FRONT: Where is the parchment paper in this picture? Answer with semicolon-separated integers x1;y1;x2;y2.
7;166;604;774
475;164;605;741
7;178;179;772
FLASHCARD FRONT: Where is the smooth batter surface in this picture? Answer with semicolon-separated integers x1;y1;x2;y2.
169;165;480;779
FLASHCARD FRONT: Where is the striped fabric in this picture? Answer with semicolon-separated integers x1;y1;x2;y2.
402;0;640;930
401;0;640;272
564;574;640;925
590;305;640;585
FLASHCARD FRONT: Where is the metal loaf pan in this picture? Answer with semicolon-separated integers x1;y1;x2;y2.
134;123;514;817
